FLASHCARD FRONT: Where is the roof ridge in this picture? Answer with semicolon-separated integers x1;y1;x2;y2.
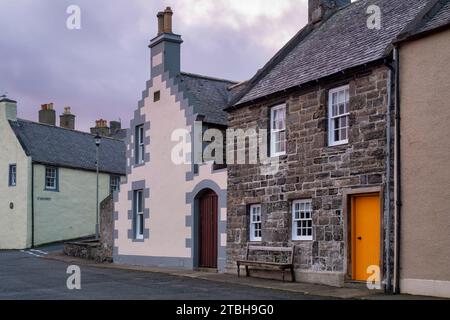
14;118;125;142
180;72;238;84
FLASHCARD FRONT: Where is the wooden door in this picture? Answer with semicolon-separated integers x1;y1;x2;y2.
351;195;381;281
199;190;218;268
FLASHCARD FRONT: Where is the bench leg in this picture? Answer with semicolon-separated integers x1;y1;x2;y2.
291;267;296;283
245;265;249;277
282;270;285;282
237;263;240;278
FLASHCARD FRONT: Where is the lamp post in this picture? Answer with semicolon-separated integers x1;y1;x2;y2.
94;134;102;240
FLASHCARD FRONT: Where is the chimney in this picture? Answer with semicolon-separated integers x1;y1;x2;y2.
0;95;17;122
163;7;173;34
110;120;121;134
308;0;350;24
90;119;110;137
157;11;164;35
39;103;56;126
59;106;76;130
149;7;183;79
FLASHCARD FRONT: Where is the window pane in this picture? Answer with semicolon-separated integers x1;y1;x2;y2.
139;215;144;235
338;90;345;105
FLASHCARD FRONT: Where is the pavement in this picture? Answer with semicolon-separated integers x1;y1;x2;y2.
0;243;441;300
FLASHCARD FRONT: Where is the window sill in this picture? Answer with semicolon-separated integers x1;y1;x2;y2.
270;152;287;158
328;140;348;147
44;188;59;193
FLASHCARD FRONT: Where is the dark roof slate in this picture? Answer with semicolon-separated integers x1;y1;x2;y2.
414;0;450;34
178;72;237;126
10;119;126;175
235;0;430;106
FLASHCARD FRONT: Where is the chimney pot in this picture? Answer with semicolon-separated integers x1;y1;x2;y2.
91;119;110;137
163;7;173;34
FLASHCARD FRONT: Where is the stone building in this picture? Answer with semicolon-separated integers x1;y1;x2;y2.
226;0;434;289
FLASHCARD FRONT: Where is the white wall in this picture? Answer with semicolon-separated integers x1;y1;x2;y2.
115;73;227;260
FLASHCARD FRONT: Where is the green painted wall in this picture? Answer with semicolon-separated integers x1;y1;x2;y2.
33;164;112;246
0;101;32;250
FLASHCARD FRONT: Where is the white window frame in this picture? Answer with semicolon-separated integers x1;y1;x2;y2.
9;164;16;187
270;104;286;157
135;190;144;240
292;199;313;241
136;125;145;165
45;167;58;191
328;85;350;146
110;175;121;193
249;204;262;242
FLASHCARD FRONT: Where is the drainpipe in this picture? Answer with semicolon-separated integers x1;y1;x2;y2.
393;46;402;294
384;56;394;293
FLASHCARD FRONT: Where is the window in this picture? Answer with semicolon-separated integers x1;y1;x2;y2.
249;204;262;242
153;91;161;102
45;167;58;191
270;104;286;157
292;200;313;241
8;164;16;187
110;175;121;193
134;190;144;240
135;125;145;165
328;85;350;146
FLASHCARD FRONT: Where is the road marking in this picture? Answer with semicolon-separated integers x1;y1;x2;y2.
20;249;43;258
30;249;48;255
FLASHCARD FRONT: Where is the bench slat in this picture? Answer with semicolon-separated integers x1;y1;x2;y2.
237;260;292;267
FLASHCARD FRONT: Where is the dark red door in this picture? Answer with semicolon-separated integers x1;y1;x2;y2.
199;190;218;268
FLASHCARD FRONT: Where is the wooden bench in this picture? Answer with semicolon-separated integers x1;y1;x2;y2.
237;244;295;282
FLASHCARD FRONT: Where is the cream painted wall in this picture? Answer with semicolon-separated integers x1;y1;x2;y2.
33;164;112;245
0;102;32;249
115;73;227;259
399;28;450;297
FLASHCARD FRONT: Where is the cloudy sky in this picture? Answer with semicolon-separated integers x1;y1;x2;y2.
0;0;311;131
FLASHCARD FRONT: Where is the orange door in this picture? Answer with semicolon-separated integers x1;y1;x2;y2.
352;195;381;281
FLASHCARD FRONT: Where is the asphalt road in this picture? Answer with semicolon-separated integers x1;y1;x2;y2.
0;244;325;300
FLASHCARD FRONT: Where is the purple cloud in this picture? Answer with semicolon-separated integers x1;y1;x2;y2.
0;0;308;131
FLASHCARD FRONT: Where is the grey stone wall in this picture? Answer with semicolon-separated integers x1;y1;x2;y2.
99;194;114;262
227;65;393;278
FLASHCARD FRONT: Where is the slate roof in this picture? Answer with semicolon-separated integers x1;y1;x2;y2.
10;119;126;175
233;0;431;107
397;0;450;40
417;0;450;33
177;72;237;126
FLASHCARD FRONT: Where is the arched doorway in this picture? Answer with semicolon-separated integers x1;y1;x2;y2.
198;189;218;268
